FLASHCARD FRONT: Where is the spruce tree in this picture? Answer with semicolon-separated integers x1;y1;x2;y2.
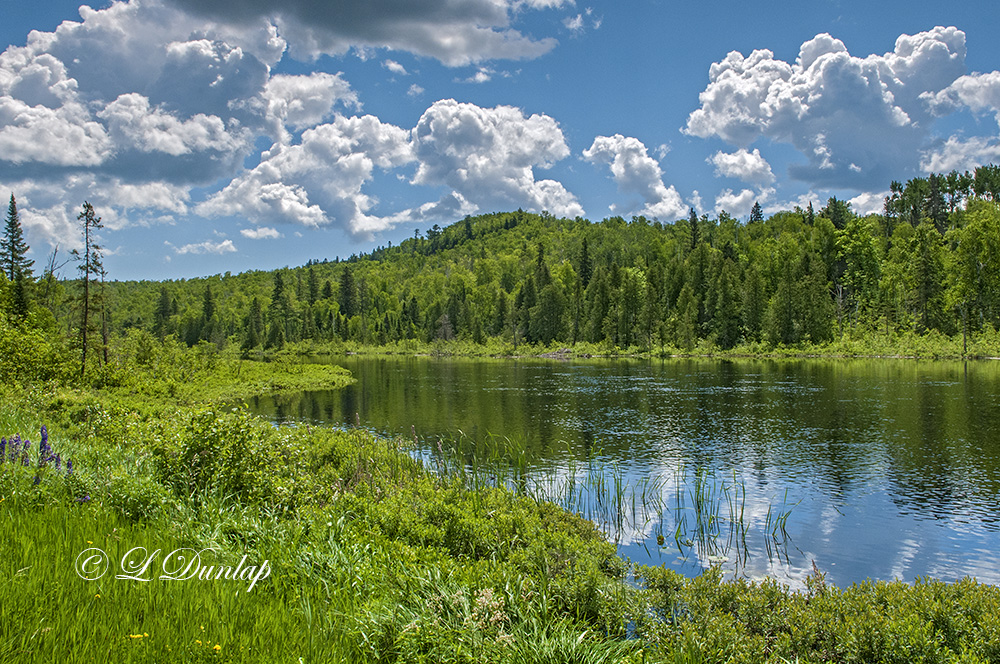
1;194;33;281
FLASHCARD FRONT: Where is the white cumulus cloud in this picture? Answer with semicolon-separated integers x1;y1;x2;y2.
382;59;408;76
708;148;775;185
240;226;283;239
685;26;968;189
172;238;237;255
264;72;358;135
583;134;687;220
412;99;583;217
198;114;414;236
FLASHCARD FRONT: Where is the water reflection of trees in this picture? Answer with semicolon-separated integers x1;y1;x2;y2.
249;357;1000;527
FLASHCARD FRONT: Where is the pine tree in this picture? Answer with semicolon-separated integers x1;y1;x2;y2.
749;201;764;223
1;194;33;281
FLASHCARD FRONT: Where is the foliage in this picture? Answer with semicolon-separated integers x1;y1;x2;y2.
90;166;1000;360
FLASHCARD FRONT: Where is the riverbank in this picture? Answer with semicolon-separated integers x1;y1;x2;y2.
4;386;1000;663
251;326;1000;362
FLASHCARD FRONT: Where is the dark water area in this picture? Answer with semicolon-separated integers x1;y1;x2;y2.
247;356;1000;588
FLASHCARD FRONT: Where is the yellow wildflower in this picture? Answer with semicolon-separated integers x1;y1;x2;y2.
213;644;222;652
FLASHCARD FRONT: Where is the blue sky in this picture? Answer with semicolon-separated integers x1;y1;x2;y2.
2;1;999;280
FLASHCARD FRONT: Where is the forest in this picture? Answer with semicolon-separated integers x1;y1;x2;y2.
4;165;1000;381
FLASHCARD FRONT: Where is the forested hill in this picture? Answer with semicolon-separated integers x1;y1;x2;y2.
102;166;1000;353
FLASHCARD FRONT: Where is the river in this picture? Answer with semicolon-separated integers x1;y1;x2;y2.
247;356;1000;588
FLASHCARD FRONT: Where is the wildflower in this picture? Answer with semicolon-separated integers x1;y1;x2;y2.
95;594;100;599
1;437;6;461
54;455;61;471
32;475;40;486
76;494;91;503
213;644;221;652
67;459;73;475
195;640;202;646
39;426;51;461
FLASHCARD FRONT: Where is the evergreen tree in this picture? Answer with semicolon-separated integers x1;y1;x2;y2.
267;272;290;348
200;283;217;342
578;236;593;289
714;260;741;349
822;196;852;230
153;286;172;339
742;265;764;342
925;173;949;234
1;194;33;281
911;222;947;333
584;267;610;343
672;283;697;350
529;282;565;344
307;267;319;304
688;207;699;251
534;241;551;288
10;271;30;321
616;267;643;347
749;201;764;223
641;263;665;348
339;266;357;318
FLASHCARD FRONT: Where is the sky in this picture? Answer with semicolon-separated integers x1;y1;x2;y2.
2;0;1000;280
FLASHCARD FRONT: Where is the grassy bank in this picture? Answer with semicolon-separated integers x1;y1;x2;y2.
4;382;1000;663
247;326;1000;362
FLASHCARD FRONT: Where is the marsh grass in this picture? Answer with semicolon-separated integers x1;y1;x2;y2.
424;431;797;576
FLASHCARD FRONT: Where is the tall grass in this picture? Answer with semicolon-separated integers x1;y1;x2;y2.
420;431;797;577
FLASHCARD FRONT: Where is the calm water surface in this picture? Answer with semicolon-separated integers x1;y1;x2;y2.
248;357;1000;588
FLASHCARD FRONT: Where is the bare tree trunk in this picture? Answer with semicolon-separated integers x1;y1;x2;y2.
81;223;90;378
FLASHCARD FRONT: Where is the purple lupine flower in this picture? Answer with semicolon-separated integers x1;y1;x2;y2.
33;475;40;486
1;437;6;463
54;455;62;471
75;494;91;503
67;459;73;475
